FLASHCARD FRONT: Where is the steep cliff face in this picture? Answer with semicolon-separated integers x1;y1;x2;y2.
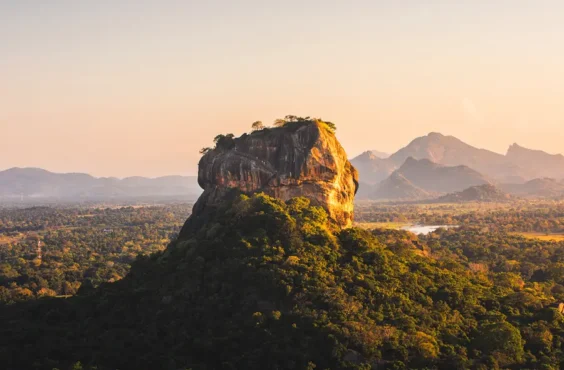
184;121;358;231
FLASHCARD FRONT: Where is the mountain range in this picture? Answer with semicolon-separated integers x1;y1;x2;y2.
0;167;200;202
353;133;564;200
367;157;491;200
3;132;564;204
352;133;564;185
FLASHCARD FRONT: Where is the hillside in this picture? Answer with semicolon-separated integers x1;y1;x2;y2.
394;157;489;194
350;151;396;185
434;184;511;203
0;168;200;201
365;158;490;201
501;178;564;198
506;143;564;179
369;150;390;158
371;172;434;200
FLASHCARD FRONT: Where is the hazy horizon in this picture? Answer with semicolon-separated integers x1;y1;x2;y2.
0;129;561;178
2;1;564;177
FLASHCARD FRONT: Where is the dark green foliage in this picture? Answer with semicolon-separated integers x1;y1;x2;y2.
0;195;563;369
476;321;525;366
213;133;236;150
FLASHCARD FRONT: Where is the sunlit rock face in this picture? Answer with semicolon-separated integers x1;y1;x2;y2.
185;121;358;230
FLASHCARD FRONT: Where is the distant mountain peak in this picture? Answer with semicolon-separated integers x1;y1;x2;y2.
435;184;511;203
427;132;445;138
353;150;390;161
369;150;390;159
505;143;564;180
400;157;439;169
506;143;530;154
350;151;398;185
507;143;564;158
355;151;378;161
2;167;52;174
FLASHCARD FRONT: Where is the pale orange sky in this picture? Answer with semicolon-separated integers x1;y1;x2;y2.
1;1;563;177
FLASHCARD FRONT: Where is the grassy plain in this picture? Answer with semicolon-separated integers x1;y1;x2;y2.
510;232;564;242
354;222;410;230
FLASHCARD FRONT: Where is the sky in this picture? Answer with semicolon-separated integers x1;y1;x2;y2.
1;1;564;177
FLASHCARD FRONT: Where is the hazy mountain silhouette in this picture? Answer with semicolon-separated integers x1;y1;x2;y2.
0;167;200;201
350;151;397;185
500;178;564;198
506;143;564;179
433;184;511;203
370;157;490;200
371;172;433;200
353;133;564;197
369;150;390;158
387;133;530;183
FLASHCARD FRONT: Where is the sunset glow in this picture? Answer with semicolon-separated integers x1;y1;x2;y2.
2;1;563;177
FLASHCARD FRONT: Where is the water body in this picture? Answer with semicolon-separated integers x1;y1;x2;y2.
401;225;458;235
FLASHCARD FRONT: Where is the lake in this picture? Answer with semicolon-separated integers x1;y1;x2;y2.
401;225;458;235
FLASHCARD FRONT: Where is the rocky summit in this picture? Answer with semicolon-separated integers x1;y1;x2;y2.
184;120;358;230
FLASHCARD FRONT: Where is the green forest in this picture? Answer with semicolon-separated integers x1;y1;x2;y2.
1;195;563;369
0;205;190;304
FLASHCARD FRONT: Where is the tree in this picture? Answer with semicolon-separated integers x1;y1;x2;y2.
477;322;525;366
273;118;286;127
251;121;264;131
213;134;225;144
284;115;298;122
213;133;235;149
200;147;212;155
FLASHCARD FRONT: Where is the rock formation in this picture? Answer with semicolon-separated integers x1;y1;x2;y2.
183;120;358;230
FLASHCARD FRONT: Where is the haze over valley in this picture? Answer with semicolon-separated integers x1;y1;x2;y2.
4;130;564;204
0;167;200;204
